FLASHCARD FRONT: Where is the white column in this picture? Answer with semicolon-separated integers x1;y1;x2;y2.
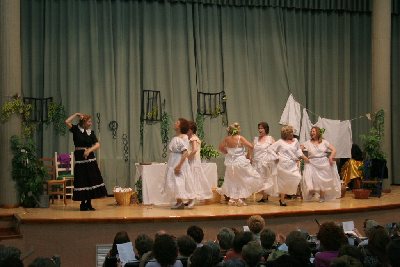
372;0;392;189
0;0;22;207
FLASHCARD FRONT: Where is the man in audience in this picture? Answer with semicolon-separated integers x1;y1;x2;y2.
225;231;254;262
176;235;197;266
217;227;235;258
241;241;263;267
135;234;154;261
187;225;204;247
260;228;277;260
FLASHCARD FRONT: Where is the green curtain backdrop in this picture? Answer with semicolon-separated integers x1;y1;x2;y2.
22;0;397;191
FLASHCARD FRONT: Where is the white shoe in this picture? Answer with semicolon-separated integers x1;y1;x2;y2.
237;199;247;206
228;199;237;206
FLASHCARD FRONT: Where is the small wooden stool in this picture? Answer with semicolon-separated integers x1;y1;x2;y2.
47;180;67;205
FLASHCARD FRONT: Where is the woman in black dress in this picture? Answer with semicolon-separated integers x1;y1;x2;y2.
65;112;107;211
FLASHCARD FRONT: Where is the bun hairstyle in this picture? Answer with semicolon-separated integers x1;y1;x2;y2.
78;114;92;127
227;122;240;136
281;125;294;140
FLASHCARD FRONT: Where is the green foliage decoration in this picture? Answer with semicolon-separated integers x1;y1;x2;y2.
160;112;171;158
134;177;143;204
0;95;35;137
10;135;48;207
200;142;220;160
360;109;385;160
195;113;205;140
46;102;67;135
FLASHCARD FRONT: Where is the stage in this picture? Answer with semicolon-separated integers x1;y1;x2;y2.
1;186;400;266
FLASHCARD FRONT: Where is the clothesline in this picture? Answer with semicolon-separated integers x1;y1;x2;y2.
290;93;370;122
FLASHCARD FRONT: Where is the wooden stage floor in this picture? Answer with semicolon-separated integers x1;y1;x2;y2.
2;186;400;267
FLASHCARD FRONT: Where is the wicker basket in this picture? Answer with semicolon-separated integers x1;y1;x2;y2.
114;191;133;206
353;189;371;199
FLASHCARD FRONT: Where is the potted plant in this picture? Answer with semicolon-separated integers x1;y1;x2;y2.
359;109;387;197
10;135;48;207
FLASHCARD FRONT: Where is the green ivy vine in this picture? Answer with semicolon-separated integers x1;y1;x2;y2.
195;113;205;140
160;112;171;158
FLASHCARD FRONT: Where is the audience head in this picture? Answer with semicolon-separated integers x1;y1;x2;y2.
281;125;294;140
177;235;197;257
260;228;276;250
287;237;311;265
204;241;221;265
190;245;217;267
28;257;57;267
217;227;235;251
317;222;347;251
257;122;270;135
227;122;240;136
176;118;190;134
330;255;363;267
153;234;178;267
110;231;130;257
363;219;379;236
247;215;265;235
134;234;154;259
285;230;308;247
233;231;254;254
241;241;263;267
0;245;23;267
367;225;390;264
187;225;204;245
188;121;197;134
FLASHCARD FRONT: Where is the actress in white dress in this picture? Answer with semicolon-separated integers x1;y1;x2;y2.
164;118;196;209
301;126;341;202
268;125;309;206
251;122;276;201
217;122;264;206
187;121;213;201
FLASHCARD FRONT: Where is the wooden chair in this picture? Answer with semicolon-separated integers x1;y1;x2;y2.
40;157;67;205
55;152;74;200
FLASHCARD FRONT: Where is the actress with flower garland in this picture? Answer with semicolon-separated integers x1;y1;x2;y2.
65;113;107;211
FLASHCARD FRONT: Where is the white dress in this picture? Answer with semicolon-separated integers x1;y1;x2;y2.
268;139;303;195
163;135;196;202
301;140;341;201
188;135;213;200
252;136;277;196
218;136;264;199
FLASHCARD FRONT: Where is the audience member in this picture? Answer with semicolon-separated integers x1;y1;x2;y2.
135;234;154;260
177;235;196;258
360;226;390;267
145;234;182;267
247;215;266;242
260;228;277;260
338;245;364;263
0;245;23;267
189;245;217;267
241;241;263;267
314;222;347;267
187;225;204;247
103;231;131;267
217;227;235;258
266;236;312;267
225;231;254;261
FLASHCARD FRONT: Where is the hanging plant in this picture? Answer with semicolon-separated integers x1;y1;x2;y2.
134;177;143;204
46;102;67;136
0;94;35;137
195;113;205;140
200;142;220;161
10;135;48;207
160;112;171;158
